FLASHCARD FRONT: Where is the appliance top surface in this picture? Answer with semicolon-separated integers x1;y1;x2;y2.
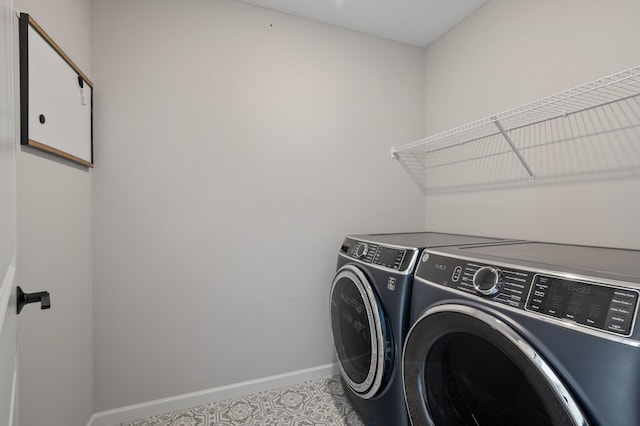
349;232;512;249
438;242;640;281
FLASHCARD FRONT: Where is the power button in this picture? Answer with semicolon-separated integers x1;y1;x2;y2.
452;266;462;282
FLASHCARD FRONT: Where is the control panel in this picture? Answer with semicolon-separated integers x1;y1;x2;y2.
340;238;413;272
527;275;638;335
416;251;639;336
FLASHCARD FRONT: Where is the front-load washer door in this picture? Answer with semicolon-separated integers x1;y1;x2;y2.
330;264;390;399
403;305;589;426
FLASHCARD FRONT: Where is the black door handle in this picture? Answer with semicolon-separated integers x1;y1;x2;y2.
17;286;51;314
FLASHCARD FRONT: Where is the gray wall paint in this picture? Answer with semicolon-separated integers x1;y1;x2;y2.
91;0;425;411
422;0;640;248
0;0;14;282
15;0;93;425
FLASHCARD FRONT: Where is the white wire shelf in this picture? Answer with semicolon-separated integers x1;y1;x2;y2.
392;66;640;194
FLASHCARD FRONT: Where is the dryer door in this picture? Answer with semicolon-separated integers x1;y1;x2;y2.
403;305;588;426
330;265;388;399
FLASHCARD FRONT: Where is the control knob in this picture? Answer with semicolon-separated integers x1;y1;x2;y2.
472;266;503;296
354;243;369;259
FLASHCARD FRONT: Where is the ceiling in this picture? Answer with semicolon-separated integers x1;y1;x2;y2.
236;0;488;47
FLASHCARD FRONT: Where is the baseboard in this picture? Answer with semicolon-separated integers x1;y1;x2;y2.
88;363;339;426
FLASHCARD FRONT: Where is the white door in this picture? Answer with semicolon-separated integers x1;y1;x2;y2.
0;0;17;424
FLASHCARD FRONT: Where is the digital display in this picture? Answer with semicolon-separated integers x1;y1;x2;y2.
564;281;592;295
545;279;610;324
374;247;403;269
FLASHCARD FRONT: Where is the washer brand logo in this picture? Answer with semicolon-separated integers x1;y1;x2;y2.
387;277;396;291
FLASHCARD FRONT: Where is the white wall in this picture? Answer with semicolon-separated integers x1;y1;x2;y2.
14;0;93;425
91;0;425;411
0;0;17;421
0;0;14;283
422;0;640;249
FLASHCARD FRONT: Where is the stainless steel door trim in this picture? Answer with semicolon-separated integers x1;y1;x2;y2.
403;304;589;426
330;265;384;399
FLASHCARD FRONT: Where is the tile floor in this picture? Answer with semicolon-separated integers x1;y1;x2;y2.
118;376;365;426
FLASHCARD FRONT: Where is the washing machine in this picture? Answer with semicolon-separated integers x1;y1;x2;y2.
330;232;514;426
403;241;640;426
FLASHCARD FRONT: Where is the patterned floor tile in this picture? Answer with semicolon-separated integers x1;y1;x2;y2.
118;376;365;426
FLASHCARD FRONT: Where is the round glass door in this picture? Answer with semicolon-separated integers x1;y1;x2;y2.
330;265;385;399
403;305;588;426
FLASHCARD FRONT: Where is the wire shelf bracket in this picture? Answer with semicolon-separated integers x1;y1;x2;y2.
493;118;535;182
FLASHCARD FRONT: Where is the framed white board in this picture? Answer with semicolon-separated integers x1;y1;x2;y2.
19;13;93;167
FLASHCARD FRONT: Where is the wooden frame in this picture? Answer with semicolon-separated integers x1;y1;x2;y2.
19;13;93;167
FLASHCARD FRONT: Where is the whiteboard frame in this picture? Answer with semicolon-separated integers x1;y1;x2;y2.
18;13;93;168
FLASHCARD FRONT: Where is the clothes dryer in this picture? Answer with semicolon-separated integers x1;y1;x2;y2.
330;232;513;426
403;242;640;426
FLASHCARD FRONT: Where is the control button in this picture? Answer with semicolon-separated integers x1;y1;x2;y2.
604;321;629;335
609;306;631;315
452;266;462;282
537;276;551;284
355;243;368;259
472;266;503;296
613;290;638;299
603;310;631;335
